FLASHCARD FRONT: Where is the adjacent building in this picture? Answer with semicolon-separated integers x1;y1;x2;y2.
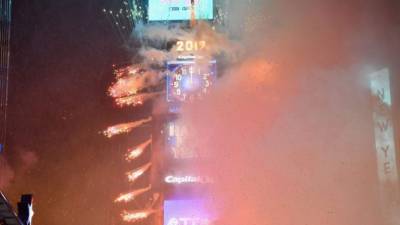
0;0;11;152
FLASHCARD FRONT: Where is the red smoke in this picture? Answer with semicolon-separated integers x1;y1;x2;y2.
176;1;400;225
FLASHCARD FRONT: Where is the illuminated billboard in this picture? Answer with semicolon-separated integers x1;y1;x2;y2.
165;120;197;159
370;68;398;183
164;200;214;225
166;60;216;103
148;0;214;21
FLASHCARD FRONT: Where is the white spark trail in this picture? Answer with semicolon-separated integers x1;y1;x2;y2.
126;162;152;183
103;117;152;138
115;185;152;203
121;209;156;222
126;139;152;161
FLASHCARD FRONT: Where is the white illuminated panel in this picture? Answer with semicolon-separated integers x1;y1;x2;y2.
164;200;214;225
370;68;398;183
166;121;198;159
148;0;213;21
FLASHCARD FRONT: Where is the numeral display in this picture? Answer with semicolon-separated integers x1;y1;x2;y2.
176;40;206;52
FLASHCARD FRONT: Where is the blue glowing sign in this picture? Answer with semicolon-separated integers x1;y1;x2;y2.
148;0;214;21
164;200;213;225
166;60;216;103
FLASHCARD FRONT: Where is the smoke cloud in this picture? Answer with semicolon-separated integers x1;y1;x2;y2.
176;0;399;225
0;156;14;189
0;148;38;190
134;22;239;66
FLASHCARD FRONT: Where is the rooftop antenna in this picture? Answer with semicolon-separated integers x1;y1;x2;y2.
190;0;197;27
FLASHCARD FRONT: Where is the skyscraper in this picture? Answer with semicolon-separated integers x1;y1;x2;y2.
0;0;11;152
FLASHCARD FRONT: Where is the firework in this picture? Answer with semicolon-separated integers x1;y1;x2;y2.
113;64;142;78
115;185;152;203
103;117;151;138
121;209;156;222
115;95;143;107
127;162;152;183
115;92;163;107
126;139;152;161
108;74;140;98
109;68;160;99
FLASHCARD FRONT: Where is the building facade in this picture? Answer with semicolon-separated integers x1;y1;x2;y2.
0;0;11;152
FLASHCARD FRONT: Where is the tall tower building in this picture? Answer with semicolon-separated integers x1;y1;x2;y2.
0;0;11;152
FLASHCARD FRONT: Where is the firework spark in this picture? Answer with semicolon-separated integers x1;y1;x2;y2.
126;139;152;161
127;162;152;183
121;209;156;222
115;92;162;107
113;64;142;78
109;67;161;98
108;74;140;98
115;185;152;203
103;117;151;138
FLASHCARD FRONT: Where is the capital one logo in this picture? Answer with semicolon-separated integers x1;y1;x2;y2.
167;218;210;225
164;175;213;184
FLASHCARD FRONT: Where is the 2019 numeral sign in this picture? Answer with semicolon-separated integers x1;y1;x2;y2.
176;40;206;52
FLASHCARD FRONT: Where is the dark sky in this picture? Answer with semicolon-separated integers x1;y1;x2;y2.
2;1;400;225
4;0;152;224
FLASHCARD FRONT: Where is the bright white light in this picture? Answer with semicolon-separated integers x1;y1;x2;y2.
28;203;34;225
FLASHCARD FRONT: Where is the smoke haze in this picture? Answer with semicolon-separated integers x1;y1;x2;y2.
0;156;14;189
0;148;38;189
177;0;400;225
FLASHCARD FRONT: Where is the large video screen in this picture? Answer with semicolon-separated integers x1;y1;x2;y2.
165;120;198;159
164;200;214;225
148;0;214;21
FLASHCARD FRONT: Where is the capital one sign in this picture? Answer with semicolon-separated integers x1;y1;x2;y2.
164;175;213;184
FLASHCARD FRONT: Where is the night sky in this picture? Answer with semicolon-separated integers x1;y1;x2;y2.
2;1;400;225
4;1;151;224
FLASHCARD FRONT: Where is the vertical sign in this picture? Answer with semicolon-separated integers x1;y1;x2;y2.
370;68;398;183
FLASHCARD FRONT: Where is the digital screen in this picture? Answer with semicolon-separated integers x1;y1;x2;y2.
164;200;213;225
165;120;198;159
148;0;213;21
166;60;216;103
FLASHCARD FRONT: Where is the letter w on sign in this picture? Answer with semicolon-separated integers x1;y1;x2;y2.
377;120;390;132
